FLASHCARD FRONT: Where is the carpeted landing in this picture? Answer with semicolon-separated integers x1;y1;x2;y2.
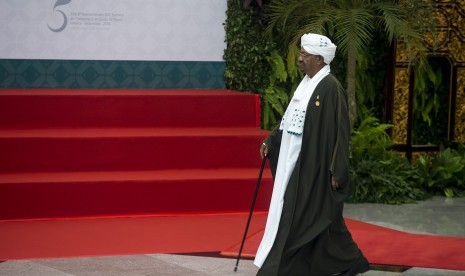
0;212;268;260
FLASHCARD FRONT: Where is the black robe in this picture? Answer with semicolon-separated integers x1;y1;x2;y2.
258;74;366;276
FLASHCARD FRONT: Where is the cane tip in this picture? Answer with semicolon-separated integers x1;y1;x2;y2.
234;266;238;272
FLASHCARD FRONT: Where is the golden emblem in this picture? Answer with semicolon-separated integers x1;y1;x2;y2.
315;95;320;106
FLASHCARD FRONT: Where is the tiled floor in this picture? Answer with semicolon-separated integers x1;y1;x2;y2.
1;196;464;276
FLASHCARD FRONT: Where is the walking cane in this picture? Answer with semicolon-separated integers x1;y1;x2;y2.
234;155;267;272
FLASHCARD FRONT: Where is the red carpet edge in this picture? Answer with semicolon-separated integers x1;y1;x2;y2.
221;218;465;271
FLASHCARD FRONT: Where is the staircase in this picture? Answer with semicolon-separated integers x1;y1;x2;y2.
0;89;273;220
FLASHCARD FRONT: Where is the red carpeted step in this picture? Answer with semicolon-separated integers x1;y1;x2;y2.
0;127;268;173
0;169;273;220
0;89;260;128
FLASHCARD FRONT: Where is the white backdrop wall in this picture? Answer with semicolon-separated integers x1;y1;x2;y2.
0;0;227;61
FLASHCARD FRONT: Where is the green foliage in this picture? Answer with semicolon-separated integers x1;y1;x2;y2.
224;0;293;130
260;46;309;129
348;115;464;203
412;58;450;144
350;116;392;161
262;50;289;129
414;145;465;198
354;33;389;125
223;0;273;93
267;50;287;83
263;0;436;126
349;156;425;204
348;115;465;203
414;62;442;126
348;116;426;204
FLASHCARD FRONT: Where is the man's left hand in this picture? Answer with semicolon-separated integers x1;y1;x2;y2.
331;176;339;190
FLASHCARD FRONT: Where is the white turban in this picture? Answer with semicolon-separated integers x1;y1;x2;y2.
301;33;337;65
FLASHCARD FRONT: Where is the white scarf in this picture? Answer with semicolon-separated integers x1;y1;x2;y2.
254;65;330;268
279;65;330;135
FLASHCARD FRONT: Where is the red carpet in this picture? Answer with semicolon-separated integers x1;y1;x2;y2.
221;218;465;271
0;213;267;260
1;89;464;271
2;214;465;271
0;89;272;219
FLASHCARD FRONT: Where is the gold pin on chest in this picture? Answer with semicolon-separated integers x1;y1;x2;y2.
315;95;320;106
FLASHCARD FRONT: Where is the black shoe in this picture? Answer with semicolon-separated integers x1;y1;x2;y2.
340;258;370;276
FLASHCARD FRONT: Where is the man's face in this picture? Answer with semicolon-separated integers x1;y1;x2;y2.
298;48;324;78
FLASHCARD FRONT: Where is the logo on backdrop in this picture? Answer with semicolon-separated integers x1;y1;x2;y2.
48;0;72;32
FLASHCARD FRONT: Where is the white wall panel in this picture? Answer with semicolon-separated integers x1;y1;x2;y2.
0;0;227;61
